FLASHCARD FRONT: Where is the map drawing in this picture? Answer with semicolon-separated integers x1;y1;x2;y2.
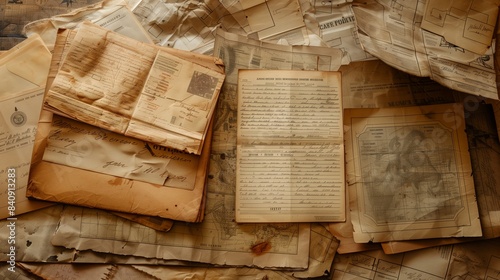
358;123;463;224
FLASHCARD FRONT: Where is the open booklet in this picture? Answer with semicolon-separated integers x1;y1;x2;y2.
235;69;345;223
43;21;225;155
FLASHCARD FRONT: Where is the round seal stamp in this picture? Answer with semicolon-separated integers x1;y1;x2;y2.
11;110;27;127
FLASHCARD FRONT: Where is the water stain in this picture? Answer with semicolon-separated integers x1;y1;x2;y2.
250;241;271;256
108;178;123;186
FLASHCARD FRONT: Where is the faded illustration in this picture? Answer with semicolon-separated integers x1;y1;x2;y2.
187;71;219;99
439;37;465;53
359;124;463;224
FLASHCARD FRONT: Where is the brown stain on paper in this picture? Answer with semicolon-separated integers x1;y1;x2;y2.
107;178;124;186
250;241;272;256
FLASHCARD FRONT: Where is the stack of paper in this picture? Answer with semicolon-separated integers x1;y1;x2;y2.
24;21;225;222
1;0;500;279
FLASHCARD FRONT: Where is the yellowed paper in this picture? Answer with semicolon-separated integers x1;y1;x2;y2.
0;204;176;264
23;0;153;50
421;0;500;54
115;265;160;279
51;205;311;269
340;60;457;109
338;62;500;253
286;223;339;278
0;205;76;263
0;35;53;219
329;60;462;254
325;187;381;254
333;239;500;279
133;265;293;280
214;29;343;86
112;212;174;232
381;237;480;255
345;103;481;243
44;21;225;155
42;115;199;186
236;69;345;223
0;263;36;279
134;224;339;279
0;0;101;50
352;0;498;99
381;101;500;254
27;25;213;222
18;263;114;280
0;36;50;95
129;0;238;53
27;115;212;222
314;3;372;64
221;0;305;40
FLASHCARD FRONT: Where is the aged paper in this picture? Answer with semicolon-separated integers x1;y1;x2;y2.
340;60;457;109
23;0;153;51
133;223;339;279
27;114;213;222
0;35;53;219
112;212;174;232
465;102;500;239
382;102;500;254
18;264;159;280
221;0;305;40
128;0;239;53
1;204;178;264
214;29;343;86
133;265;291;280
333;239;500;279
51;205;311;269
330;60;458;253
287;223;339;278
0;35;51;95
325;188;381;254
18;263;115;280
27;26;212;222
0;205;76;263
338;62;495;253
44;21;225;155
338;62;500;253
381;237;481;255
313;2;372;64
34;27;341;270
35;209;334;273
421;0;499;54
42;115;199;186
135;29;344;268
236;69;345;223
345;103;482;243
0;264;35;279
0;0;100;50
352;0;498;99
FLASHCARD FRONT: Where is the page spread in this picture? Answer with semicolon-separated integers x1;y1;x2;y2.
236;69;345;223
44;21;225;155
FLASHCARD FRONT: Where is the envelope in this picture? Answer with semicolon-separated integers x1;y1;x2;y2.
0;35;51;96
27;111;212;222
0;35;54;219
